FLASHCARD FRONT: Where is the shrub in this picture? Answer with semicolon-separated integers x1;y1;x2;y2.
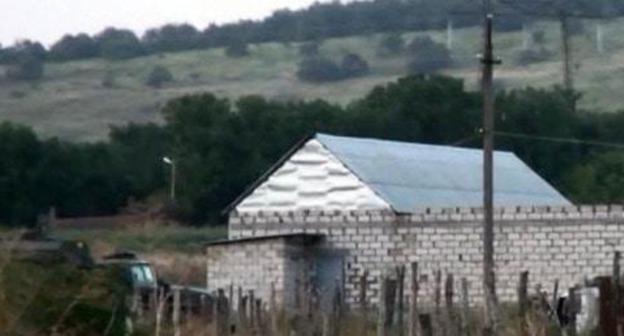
296;57;344;82
532;30;546;45
49;33;99;61
406;36;452;74
101;72;116;88
341;53;369;78
225;40;250;58
6;54;44;81
378;33;404;55
299;41;321;57
145;65;174;88
515;48;551;66
95;28;144;60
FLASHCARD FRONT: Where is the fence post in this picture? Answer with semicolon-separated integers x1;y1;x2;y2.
360;270;370;336
566;287;578;336
460;278;469;335
378;275;388;336
396;265;406;336
173;288;181;336
614;251;623;336
360;269;369;312
154;288;166;336
434;270;442;336
517;271;529;336
408;263;420;336
248;290;256;332
270;282;279;336
599;276;617;336
444;273;455;335
552;279;559;314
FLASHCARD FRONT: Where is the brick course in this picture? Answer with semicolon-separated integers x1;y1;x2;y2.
227;205;624;307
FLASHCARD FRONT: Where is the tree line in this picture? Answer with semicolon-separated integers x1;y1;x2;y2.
0;0;548;65
3;75;624;226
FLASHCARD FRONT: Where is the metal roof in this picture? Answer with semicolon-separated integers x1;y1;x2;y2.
204;233;324;248
315;133;571;212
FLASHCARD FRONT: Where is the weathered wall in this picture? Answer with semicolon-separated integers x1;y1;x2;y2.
205;237;313;308
229;205;624;307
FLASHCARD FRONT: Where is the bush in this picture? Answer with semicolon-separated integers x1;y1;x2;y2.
406;36;452;74
6;54;44;81
225;40;249;58
532;30;546;45
299;41;321;57
296;57;344;82
145;65;173;88
341;53;369;78
101;72;116;88
95;28;144;60
49;34;99;61
515;48;551;66
378;33;404;55
297;52;370;83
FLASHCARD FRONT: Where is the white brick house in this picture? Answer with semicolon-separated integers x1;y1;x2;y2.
206;134;624;308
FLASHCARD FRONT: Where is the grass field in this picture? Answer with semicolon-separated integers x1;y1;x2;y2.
1;19;624;142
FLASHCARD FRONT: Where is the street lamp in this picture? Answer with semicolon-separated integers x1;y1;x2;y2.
163;156;176;202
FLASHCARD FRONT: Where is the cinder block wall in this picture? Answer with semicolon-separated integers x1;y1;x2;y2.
229;205;624;307
205;237;312;308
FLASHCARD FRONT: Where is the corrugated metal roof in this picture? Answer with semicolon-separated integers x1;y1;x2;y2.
316;133;571;212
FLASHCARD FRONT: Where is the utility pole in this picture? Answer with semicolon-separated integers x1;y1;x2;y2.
559;13;574;91
481;9;500;336
163;156;176;203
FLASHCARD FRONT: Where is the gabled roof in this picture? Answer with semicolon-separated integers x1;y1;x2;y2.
315;134;571;212
226;133;571;214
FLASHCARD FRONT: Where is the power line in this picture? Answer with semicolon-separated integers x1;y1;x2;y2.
494;131;624;150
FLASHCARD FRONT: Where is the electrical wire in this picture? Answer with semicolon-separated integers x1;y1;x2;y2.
494;131;624;150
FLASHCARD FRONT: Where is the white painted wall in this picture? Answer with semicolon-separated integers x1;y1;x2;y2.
236;139;390;213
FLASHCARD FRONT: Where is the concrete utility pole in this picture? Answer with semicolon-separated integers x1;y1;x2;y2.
559;14;574;91
446;18;454;50
596;23;605;54
481;8;501;336
163;156;176;203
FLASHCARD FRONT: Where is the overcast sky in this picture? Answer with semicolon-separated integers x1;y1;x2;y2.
1;0;345;46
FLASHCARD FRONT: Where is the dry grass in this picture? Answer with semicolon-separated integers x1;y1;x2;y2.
2;18;624;141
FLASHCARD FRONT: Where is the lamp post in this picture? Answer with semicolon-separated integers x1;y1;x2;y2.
163;156;176;203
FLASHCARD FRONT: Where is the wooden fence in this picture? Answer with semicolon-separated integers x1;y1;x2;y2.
134;252;624;336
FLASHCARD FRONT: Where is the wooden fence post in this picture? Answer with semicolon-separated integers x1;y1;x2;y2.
248;290;256;331
396;265;406;336
566;287;578;336
408;262;420;336
378;275;388;336
360;269;369;312
517;271;529;336
614;251;623;336
270;282;279;336
173;288;181;336
552;279;559;314
460;278;469;335
599;276;617;336
444;273;455;335
434;270;442;336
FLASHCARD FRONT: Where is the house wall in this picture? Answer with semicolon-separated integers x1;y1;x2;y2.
205;237;313;308
228;205;624;307
235;139;390;214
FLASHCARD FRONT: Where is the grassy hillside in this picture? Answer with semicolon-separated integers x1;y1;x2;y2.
2;19;624;142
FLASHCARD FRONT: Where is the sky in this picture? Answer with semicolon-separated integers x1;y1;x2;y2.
0;0;344;46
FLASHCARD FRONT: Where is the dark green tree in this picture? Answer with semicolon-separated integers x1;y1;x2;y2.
49;34;99;61
95;28;144;60
406;36;452;74
145;65;174;88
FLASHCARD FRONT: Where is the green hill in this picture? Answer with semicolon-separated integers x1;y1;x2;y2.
2;19;624;142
